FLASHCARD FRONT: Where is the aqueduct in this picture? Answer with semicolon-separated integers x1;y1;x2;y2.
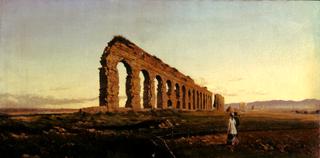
99;36;213;111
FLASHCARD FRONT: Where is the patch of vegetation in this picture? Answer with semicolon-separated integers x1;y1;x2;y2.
0;110;319;158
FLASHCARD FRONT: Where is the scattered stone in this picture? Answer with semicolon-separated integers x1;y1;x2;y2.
87;128;96;133
21;154;40;158
10;132;28;139
277;144;285;153
158;119;174;128
53;126;66;133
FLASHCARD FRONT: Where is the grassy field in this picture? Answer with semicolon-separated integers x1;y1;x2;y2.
0;109;319;158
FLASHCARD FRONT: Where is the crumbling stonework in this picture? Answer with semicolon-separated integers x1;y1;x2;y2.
213;94;224;112
99;36;213;111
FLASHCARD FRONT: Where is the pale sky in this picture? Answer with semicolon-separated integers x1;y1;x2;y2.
0;0;319;108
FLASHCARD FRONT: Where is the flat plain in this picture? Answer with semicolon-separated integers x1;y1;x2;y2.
0;109;319;158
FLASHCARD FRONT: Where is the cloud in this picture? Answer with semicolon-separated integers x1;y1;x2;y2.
0;93;98;108
249;91;268;96
195;77;208;87
223;93;238;97
227;77;243;82
210;87;238;97
49;86;71;91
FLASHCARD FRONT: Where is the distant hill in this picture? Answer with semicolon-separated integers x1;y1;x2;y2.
226;99;320;110
0;108;78;115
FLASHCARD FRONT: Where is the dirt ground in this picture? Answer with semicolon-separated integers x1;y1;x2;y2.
0;109;319;158
169;129;319;158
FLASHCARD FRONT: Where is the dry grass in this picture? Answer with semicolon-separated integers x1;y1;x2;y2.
0;109;319;158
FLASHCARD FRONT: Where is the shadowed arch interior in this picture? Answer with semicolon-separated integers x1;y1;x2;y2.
167;100;172;108
192;90;195;109
155;75;163;108
140;70;151;109
175;83;180;109
188;89;191;109
182;86;186;109
197;91;199;109
166;80;172;96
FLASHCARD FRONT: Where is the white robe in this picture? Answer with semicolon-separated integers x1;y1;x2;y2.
228;118;237;135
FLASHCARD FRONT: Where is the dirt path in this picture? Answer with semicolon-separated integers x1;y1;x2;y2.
168;128;320;158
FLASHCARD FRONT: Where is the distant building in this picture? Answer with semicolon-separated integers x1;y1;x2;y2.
239;102;247;112
213;94;224;112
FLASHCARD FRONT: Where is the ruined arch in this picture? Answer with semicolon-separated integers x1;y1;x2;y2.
167;100;172;108
155;75;163;108
175;83;180;109
140;70;151;109
188;89;191;110
204;94;207;110
182;85;186;109
192;89;195;110
205;94;207;109
200;92;203;109
196;91;199;109
201;93;203;110
166;80;172;95
99;36;213;111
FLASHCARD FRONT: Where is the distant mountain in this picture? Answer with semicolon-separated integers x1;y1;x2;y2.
226;99;320;110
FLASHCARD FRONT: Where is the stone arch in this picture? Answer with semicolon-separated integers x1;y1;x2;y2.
167;100;172;108
182;85;186;109
192;89;195;110
200;92;203;110
175;83;180;109
188;89;191;110
204;94;207;110
196;91;199;109
208;95;210;109
166;80;172;96
203;93;205;109
204;95;206;109
210;96;212;109
140;70;151;109
204;94;208;109
155;75;163;108
99;36;213;111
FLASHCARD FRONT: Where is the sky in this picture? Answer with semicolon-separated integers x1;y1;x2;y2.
0;0;319;108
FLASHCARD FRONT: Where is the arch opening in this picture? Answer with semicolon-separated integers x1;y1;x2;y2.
188;89;191;110
175;83;180;109
139;70;151;109
166;80;172;96
116;61;132;108
192;90;195;110
182;86;186;109
196;91;199;109
167;100;172;108
155;75;163;108
200;93;202;110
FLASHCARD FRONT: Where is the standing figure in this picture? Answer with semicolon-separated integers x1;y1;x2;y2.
226;112;239;148
234;112;240;134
